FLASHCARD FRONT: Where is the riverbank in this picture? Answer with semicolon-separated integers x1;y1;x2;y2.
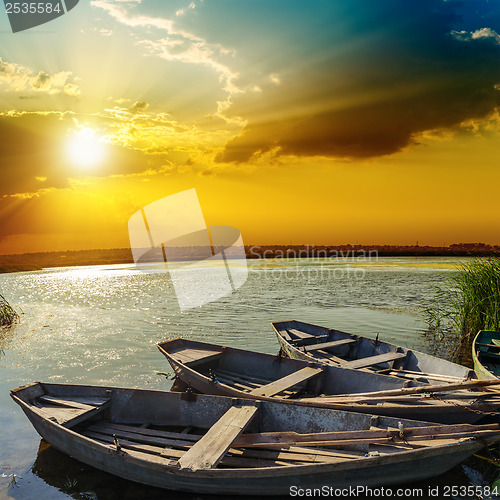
1;244;498;274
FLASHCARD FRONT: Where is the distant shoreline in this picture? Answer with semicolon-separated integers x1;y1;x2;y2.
0;244;499;274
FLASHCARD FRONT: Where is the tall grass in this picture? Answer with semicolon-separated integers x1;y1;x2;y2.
424;258;500;352
0;292;18;326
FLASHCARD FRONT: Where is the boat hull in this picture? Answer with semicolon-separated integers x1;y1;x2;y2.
12;383;494;496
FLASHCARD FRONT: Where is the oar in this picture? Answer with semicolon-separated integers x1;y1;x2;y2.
312;378;500;401
233;423;500;448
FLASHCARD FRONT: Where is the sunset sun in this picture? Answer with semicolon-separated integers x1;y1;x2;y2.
66;129;106;169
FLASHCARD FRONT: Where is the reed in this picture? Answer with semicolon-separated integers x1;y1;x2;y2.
0;292;18;326
424;258;500;350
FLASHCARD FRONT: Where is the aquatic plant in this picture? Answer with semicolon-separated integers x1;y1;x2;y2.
424;257;500;350
63;475;78;490
0;292;18;326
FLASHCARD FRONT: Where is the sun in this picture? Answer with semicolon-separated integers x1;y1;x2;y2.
66;128;106;169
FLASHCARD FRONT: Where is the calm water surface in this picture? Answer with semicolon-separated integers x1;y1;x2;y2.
0;257;495;499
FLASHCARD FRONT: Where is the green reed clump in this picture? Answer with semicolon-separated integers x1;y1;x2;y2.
0;292;18;326
424;258;500;348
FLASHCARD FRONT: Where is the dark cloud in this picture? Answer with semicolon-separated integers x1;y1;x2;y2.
219;0;500;162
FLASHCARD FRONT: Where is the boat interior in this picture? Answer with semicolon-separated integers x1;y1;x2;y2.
14;382;476;471
158;338;425;398
475;332;500;378
272;320;475;382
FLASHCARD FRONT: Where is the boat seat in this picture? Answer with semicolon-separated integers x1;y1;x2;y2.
279;329;292;341
177;403;259;471
170;348;225;367
304;339;356;353
33;396;111;428
248;366;323;397
339;352;407;370
287;329;316;340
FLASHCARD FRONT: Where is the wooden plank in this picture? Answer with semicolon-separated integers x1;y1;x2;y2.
38;396;96;411
211;373;257;391
233;430;500;449
233;423;499;448
248;366;323;397
84;427;360;463
216;369;272;385
177;403;259;471
213;371;261;388
38;395;108;407
313;351;345;364
226;446;344;464
340;352;407;370
84;431;289;468
88;423;198;448
37;406;86;424
88;422;200;442
382;369;468;383
285;446;365;459
288;329;315;339
171;348;224;366
304;339;356;353
318;378;500;399
279;329;292;341
35;399;110;428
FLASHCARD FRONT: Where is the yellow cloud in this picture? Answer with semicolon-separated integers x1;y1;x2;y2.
0;58;80;97
91;0;246;125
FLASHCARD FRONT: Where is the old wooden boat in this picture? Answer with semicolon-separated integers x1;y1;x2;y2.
11;382;500;495
473;330;500;380
157;338;500;424
272;319;475;384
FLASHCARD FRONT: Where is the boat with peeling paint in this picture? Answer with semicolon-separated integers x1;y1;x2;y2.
157;338;500;424
272;319;475;383
11;382;500;495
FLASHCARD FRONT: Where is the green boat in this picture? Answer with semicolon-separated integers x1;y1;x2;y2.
472;330;500;380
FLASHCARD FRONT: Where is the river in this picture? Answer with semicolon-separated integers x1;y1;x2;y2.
1;256;494;499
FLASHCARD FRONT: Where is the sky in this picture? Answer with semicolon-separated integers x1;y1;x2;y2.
0;0;500;253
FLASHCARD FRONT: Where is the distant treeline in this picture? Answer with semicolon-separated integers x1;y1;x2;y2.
0;243;499;274
0;248;134;273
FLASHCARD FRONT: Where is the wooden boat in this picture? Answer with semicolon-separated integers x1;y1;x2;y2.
11;382;500;495
272;319;475;384
472;330;500;380
157;338;500;424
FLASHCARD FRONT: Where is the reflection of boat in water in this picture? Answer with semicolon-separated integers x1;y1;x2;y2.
13;382;500;496
31;439;181;499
